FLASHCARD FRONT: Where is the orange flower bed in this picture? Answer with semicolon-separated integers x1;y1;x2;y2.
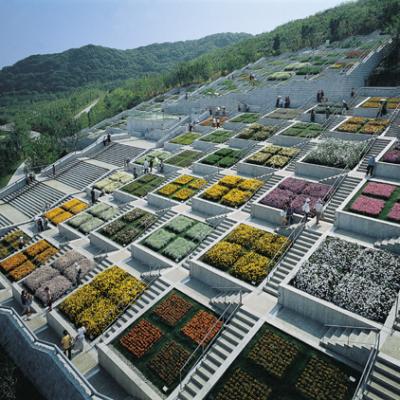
120;319;163;358
25;240;50;258
0;253;27;272
51;211;73;225
9;261;36;281
33;246;58;264
153;293;192;326
181;310;222;345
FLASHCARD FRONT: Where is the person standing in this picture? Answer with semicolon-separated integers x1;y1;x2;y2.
133;167;138;180
91;187;96;205
302;198;311;223
342;100;349;114
286;202;294;226
143;158;149;174
216;118;221;128
159;159;164;173
107;132;111;144
314;198;324;225
103;136;107;146
52;164;56;177
21;290;29;319
74;326;87;353
285;96;291;108
18;236;25;249
325;106;331;120
276;96;281;108
61;330;73;360
212;117;217;127
44;287;52;311
149;158;154;173
351;88;356;98
75;262;82;286
366;156;376;177
310;109;316;123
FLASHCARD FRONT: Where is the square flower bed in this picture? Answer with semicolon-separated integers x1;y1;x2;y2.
165;150;203;167
293;237;400;322
267;71;294;81
313;103;344;115
59;266;145;339
346;181;400;223
202;224;290;285
266;108;300;120
237;123;277;141
44;198;88;225
68;203;118;234
99;208;157;246
0;230;30;260
200;116;229;126
382;142;400;164
121;174;166;198
143;216;212;262
335;117;389;135
112;290;221;394
94;171;132;193
282;122;323;138
209;322;358;400
361;97;400;109
135;149;172;166
201;176;263;208
230;113;260;124
169;132;201;145
245;145;300;168
0;239;58;281
304;139;366;168
157;175;207;202
260;177;332;216
199;130;234;144
199;147;246;168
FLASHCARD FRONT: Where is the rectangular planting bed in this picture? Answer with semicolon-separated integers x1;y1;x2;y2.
375;141;400;181
264;108;301;121
108;289;222;397
44;198;89;226
229;123;278;148
0;229;31;261
330;117;390;141
116;174;166;201
207;322;359;400
229;113;260;124
93;171;133;194
164;150;203;168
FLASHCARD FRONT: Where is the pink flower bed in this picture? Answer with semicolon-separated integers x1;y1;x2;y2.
362;182;396;199
388;203;400;222
350;195;385;217
260;188;293;210
382;150;400;164
303;182;332;199
279;177;307;194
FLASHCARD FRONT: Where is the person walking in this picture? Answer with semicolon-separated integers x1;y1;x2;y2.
102;136;107;146
74;326;87;353
52;164;56;177
107;132;111;144
37;217;44;233
302;198;311;223
280;208;287;227
44;287;52;311
286;202;294;226
212;117;217;127
216;118;221;128
285;96;291;108
18;236;25;249
276;96;281;108
159;159;164;173
317;90;321;103
21;290;29;319
325;105;331;120
149;158;154;173
314;198;324;225
61;330;73;360
143;158;149;174
310;109;316;123
342;100;349;114
351;88;356;98
90;187;96;205
133;167;138;180
366;155;376;177
75;262;82;286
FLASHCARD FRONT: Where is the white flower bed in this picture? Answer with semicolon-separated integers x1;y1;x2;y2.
292;237;400;322
304;139;366;169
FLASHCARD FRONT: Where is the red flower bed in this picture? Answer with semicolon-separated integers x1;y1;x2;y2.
350;195;385;217
362;182;396;199
388;203;400;222
153;293;192;326
181;310;222;345
148;341;190;386
120;319;163;358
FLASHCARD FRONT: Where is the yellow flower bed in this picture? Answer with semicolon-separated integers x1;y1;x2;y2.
51;211;73;225
202;184;230;202
347;117;368;125
158;175;206;202
221;189;251;208
59;266;145;338
9;261;36;281
174;175;194;185
202;224;290;285
219;175;243;188
173;188;195;201
1;253;28;272
238;178;263;192
188;178;207;190
158;183;180;197
44;199;88;224
70;202;88;214
33;246;58;264
45;208;64;220
337;123;360;133
25;240;50;258
62;198;82;211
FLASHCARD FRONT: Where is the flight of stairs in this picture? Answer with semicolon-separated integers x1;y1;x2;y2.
181;217;237;270
264;228;323;297
320;326;376;366
2;182;66;218
357;139;391;173
176;307;258;400
322;176;362;224
55;161;109;190
363;353;400;400
0;213;12;228
92;143;145;167
100;277;171;343
374;235;400;256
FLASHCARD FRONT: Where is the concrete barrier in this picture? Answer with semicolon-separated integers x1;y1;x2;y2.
295;160;344;180
191;197;232;217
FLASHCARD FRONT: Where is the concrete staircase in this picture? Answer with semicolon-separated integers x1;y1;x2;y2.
264;228;322;297
357;139;391;173
374;235;400;256
2;182;66;218
55;161;109;190
242;174;283;214
0;213;12;228
176;307;258;400
363;353;400;400
81;257;113;284
92;143;144;167
320;326;376;366
181;217;237;270
322;176;362;224
100;277;170;343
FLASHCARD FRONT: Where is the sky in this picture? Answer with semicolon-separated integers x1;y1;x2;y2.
0;0;347;68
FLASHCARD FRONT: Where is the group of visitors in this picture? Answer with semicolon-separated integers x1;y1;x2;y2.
61;325;86;360
316;90;326;103
34;215;48;233
102;132;112;147
377;99;388;118
238;103;250;112
143;157;164;174
280;198;324;227
275;96;291;108
212;117;222;128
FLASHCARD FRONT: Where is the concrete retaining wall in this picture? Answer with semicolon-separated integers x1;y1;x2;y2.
147;193;178;209
237;161;275;177
191;197;232;217
295;160;344;180
374;161;400;182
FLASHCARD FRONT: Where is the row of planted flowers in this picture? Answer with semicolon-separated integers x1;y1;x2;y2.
202;223;290;285
199;147;245;168
382;141;400;164
335;117;389;135
157;174;207;202
59;266;145;339
347;181;400;223
113;291;222;393
0;239;58;281
245;145;300;169
201;175;263;208
0;229;30;260
94;171;132;194
121;174;166;198
44;198;88;225
210;323;358;400
142;216;213;262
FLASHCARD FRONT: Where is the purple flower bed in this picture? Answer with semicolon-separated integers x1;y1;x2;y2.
388;203;400;222
350;195;385;217
362;182;396;199
382;150;400;164
260;178;332;215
